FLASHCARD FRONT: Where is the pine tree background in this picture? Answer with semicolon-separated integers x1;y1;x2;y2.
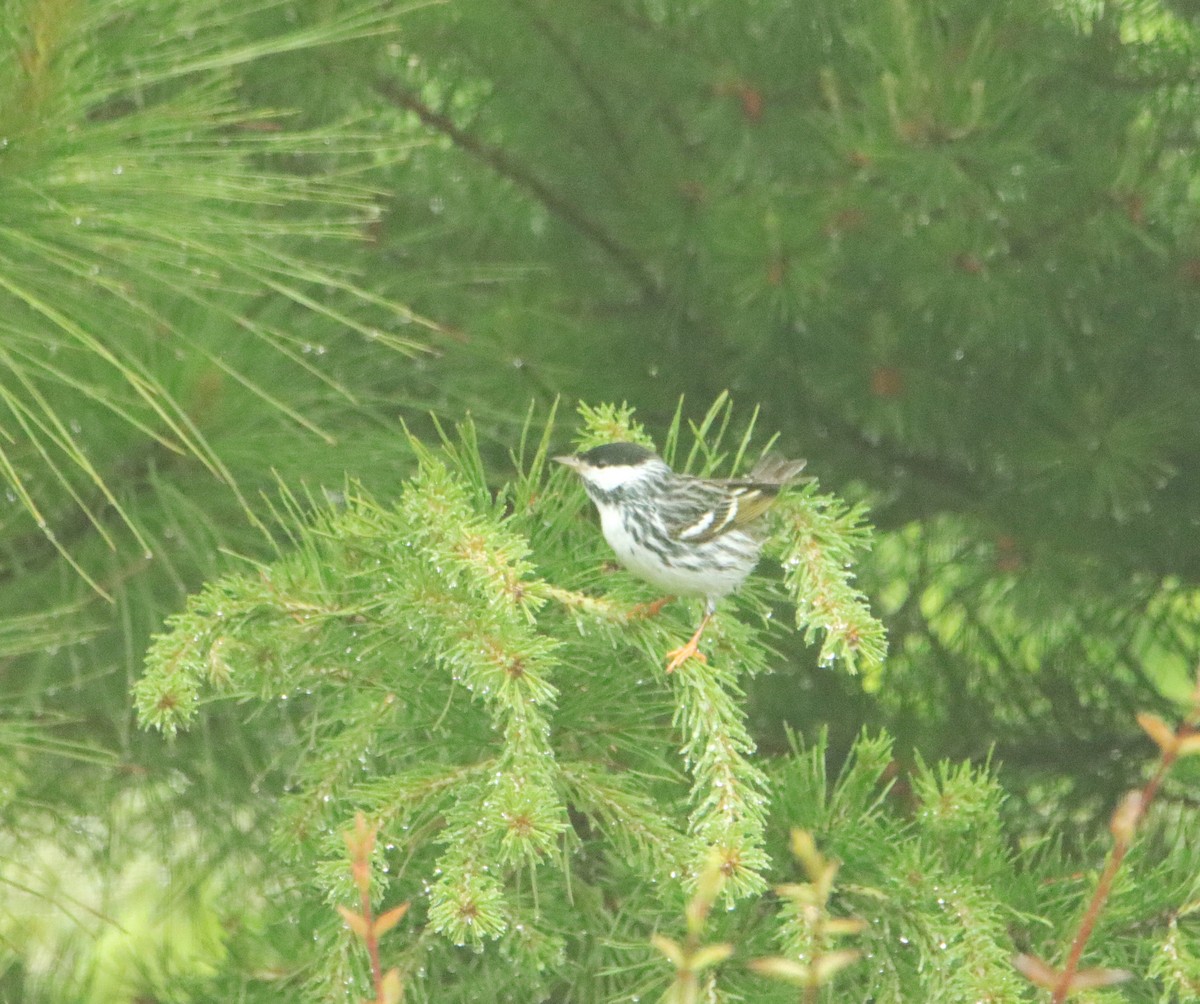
3;0;1200;1001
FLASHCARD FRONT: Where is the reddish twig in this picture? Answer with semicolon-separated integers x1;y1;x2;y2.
1016;668;1200;1001
339;813;409;1004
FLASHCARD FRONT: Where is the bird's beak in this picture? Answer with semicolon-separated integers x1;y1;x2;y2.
553;455;580;470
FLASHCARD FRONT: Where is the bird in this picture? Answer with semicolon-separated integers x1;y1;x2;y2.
554;442;807;672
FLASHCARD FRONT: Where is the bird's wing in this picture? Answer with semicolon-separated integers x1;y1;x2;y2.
665;456;807;544
664;481;775;544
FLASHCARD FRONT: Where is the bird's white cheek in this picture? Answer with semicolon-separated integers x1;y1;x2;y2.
583;464;643;493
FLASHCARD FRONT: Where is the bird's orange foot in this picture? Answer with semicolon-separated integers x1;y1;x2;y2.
628;595;675;621
664;611;714;673
664;637;707;673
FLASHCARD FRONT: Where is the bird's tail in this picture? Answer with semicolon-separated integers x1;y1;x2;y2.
748;453;808;485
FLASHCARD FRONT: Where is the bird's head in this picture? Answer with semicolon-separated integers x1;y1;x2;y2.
554;442;669;495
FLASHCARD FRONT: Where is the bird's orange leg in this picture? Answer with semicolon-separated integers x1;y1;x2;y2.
665;611;713;673
628;595;675;620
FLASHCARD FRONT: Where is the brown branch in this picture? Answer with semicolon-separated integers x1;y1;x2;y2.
1050;705;1198;1003
507;0;634;167
1017;671;1200;1001
373;77;661;300
339;814;408;1004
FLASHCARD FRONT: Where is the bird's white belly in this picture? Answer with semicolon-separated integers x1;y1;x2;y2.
598;505;756;598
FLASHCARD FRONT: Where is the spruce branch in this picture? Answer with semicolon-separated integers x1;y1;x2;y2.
557;763;687;871
775;486;887;685
767;731;1036;1001
135;400;888;992
672;656;772;900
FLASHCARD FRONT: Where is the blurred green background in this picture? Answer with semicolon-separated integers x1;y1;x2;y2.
2;0;1200;999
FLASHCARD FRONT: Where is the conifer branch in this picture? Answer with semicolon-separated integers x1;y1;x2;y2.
507;0;635;166
0;0;429;586
672;657;771;899
372;77;661;299
776;486;887;684
134;401;890;993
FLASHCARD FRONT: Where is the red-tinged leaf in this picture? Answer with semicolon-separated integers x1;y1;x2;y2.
1137;712;1178;753
1064;966;1133;992
342;812;377;860
686;853;726;933
650;933;685;969
774;881;819;906
379;967;404;1004
1176;733;1200;756
824;917;869;937
337;905;371;940
1110;790;1143;843
373;902;411;939
790;829;821;875
816;859;840;899
355;813;376;853
1013;953;1061;989
749;956;811;984
738;83;764;122
1012;954;1129;995
690;943;733;972
811;949;862;984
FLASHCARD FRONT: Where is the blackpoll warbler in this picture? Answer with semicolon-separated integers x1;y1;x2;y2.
555;442;807;672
